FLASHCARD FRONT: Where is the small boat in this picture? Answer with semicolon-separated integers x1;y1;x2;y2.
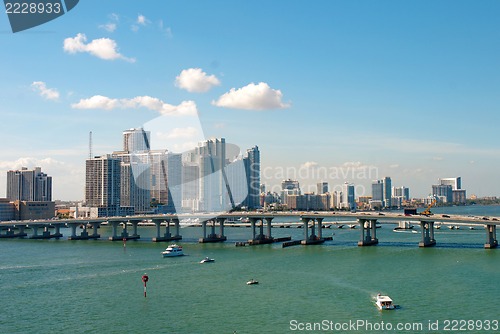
161;244;184;257
349;224;357;229
246;279;259;285
376;294;396;310
200;257;215;263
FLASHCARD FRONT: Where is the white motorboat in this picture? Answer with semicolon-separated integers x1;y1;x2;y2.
161;244;184;257
376;294;396;310
200;257;215;263
246;279;259;285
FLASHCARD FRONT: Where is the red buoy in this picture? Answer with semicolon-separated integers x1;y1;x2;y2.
142;274;149;297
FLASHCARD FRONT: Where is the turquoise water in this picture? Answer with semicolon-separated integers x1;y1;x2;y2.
1;206;499;333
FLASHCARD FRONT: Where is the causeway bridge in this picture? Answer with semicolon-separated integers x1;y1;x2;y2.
0;211;498;249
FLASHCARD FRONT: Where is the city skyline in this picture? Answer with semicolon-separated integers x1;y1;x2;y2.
2;1;500;200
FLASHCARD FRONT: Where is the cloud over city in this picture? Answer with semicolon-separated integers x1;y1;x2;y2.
175;68;221;93
212;82;290;110
63;33;135;62
71;95;197;116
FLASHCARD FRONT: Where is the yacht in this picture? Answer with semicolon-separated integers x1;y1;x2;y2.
376;294;395;310
200;257;215;263
246;279;259;285
161;244;184;257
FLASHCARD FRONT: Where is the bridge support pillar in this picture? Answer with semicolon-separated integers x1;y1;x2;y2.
152;219;181;242
358;219;378;246
53;225;63;239
265;217;274;240
173;219;181;240
484;224;498;249
248;217;282;245
301;217;326;245
91;223;100;239
419;221;436;247
199;218;226;243
70;224;77;238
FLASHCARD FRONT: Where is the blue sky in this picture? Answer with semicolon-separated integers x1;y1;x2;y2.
1;0;500;200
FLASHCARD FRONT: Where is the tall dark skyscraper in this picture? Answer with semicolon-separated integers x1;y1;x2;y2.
244;146;261;209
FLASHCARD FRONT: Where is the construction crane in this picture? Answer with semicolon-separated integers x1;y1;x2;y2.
420;199;437;216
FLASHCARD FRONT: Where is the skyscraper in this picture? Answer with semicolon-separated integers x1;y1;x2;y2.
123;128;151;152
383;176;392;208
6;167;52;202
244;146;260;209
371;177;391;208
317;182;328;195
85;155;122;216
439;177;461;190
341;182;355;210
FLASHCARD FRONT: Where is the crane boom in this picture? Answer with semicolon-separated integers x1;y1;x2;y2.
420;199;437;216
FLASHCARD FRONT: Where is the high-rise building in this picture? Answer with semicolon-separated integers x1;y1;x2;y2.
243;146;260;209
123;128;151;152
6;167;52;202
392;186;410;201
341;182;356;210
281;179;300;204
439;177;461;190
383;177;392;208
85;155;122;216
371;180;383;203
371;177;391;207
432;184;453;203
435;177;465;204
317;182;328;195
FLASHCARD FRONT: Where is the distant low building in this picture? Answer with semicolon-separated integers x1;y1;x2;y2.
0;198;15;221
14;200;55;220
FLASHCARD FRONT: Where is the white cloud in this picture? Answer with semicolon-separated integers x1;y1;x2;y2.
175;68;221;93
137;14;149;25
301;161;318;169
99;23;117;32
63;33;135;62
71;95;197;116
0;157;65;171
31;81;60;101
212;82;290;110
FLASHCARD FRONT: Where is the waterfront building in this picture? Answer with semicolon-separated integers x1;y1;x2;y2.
383;177;392;208
437;177;465;204
0;198;15;221
371;180;383;203
13;200;55;220
281;179;301;204
452;189;466;204
123;128;151;152
371;177;392;208
341;182;356;210
243;146;261;209
85;155;124;217
316;182;328;195
432;184;453;203
6;167;52;202
439;177;461;190
392;186;410;201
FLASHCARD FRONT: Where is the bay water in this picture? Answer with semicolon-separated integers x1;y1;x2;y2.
1;205;499;333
